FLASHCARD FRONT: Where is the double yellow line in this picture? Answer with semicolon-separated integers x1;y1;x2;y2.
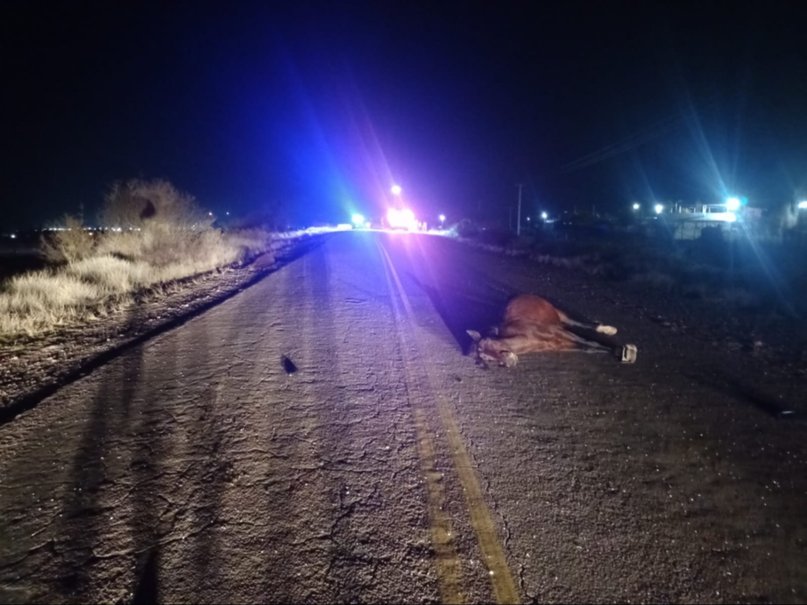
378;242;520;605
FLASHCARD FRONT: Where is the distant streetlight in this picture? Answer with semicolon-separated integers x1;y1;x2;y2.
654;203;664;215
390;184;402;196
632;203;641;211
439;213;446;226
540;211;548;220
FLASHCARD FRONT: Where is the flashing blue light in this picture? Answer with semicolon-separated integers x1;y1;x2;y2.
351;213;366;227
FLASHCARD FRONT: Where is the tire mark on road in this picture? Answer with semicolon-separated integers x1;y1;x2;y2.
378;242;520;605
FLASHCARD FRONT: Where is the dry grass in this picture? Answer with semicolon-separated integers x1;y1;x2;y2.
65;255;155;293
0;271;100;337
40;215;97;263
0;179;293;342
0;228;277;341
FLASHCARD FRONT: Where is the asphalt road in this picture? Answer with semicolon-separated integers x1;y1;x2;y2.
1;231;805;604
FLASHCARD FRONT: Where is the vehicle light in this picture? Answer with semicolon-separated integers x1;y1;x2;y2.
387;207;418;230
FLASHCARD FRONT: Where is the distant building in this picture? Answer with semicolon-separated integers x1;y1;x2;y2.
660;202;764;241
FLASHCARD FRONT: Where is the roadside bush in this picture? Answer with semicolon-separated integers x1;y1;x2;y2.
97;178;224;269
1;178;283;339
220;228;274;264
101;178;212;231
477;227;516;247
40;215;96;263
453;218;479;238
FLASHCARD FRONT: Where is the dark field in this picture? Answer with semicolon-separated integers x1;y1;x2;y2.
0;234;47;283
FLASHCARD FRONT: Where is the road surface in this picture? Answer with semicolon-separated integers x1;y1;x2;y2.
1;231;805;603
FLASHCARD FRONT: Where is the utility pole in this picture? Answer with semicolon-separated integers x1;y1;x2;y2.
516;183;523;236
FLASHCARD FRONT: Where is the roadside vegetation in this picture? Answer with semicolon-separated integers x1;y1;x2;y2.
450;217;807;319
0;179;278;340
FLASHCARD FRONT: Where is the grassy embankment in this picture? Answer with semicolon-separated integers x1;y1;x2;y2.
0;180;280;341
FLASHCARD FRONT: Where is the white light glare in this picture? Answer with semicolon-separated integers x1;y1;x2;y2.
540;211;548;220
798;201;807;210
387;207;417;230
654;203;664;215
632;203;640;211
390;184;402;196
439;213;446;223
351;213;366;227
726;197;741;211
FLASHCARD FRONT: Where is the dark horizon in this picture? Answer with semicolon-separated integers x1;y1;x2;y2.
3;1;807;230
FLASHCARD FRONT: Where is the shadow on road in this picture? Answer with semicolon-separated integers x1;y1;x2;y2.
54;289;232;601
57;303;148;597
131;546;160;605
411;276;504;355
686;368;798;419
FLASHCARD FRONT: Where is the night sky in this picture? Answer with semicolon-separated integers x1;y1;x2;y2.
3;1;806;229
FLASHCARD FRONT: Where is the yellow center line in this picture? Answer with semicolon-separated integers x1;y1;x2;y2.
377;243;466;604
413;407;466;605
378;242;520;605
435;402;520;605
